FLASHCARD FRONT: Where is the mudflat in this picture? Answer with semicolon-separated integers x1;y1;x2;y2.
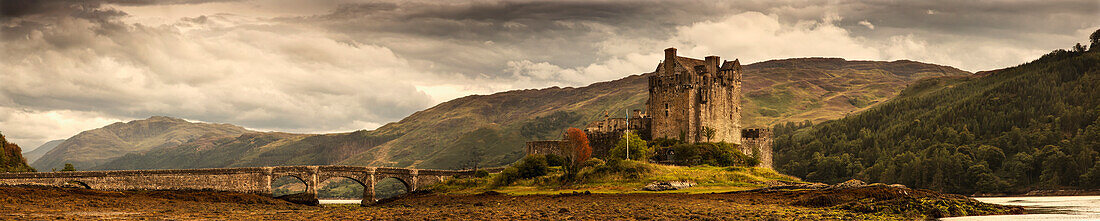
0;185;1020;220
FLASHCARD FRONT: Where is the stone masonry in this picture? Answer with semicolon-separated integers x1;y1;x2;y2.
0;165;485;205
525;48;772;168
647;47;742;143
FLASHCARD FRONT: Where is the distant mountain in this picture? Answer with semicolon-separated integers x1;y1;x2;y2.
741;58;969;126
0;132;34;172
22;139;64;163
32;116;250;171
93;58;968;170
774;48;1100;193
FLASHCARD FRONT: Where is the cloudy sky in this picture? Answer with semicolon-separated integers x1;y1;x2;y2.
1;0;1097;149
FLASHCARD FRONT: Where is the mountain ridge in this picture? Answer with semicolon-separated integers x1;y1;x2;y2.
21;139;64;163
33;116;252;171
52;57;969;171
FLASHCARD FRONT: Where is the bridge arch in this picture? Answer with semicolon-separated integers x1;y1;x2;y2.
316;176;367;200
373;176;411;201
271;175;310;197
62;180;91;189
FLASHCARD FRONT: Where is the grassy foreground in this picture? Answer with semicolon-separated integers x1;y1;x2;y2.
436;160;802;195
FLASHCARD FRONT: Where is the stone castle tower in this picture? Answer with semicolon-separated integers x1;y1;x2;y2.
646;48;743;143
526;47;771;168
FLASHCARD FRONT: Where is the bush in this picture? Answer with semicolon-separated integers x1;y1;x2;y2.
493;155;549;186
62;163;76;171
609;131;651;161
581;158;605;168
546;154;567;167
473;170;490;178
659;142;759;167
577;159;653;182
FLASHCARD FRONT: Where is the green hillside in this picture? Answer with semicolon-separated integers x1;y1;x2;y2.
774;46;1100;194
33;116;251;171
91;58;966;171
0;132;35;172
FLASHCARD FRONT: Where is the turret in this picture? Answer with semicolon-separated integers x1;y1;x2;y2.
705;56;719;76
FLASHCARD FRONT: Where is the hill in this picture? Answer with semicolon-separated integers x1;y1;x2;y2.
339;58;967;169
90;58;966;170
0;132;34;172
22;139;63;163
741;58;969;126
32;116;251;171
773;47;1100;194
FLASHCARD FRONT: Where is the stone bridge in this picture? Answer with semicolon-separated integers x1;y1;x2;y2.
0;165;490;204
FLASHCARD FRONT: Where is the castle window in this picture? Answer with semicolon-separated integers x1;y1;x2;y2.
660;103;668;117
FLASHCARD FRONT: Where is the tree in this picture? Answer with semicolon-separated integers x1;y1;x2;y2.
1090;28;1100;51
1074;43;1087;53
62;163;75;171
701;127;717;142
562;127;591;167
610;131;650;161
560;127;592;182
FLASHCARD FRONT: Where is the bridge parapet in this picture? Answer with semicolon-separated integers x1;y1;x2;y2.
0;166;480;205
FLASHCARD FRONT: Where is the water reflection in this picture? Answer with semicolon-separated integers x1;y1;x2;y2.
319;199;361;204
941;196;1100;221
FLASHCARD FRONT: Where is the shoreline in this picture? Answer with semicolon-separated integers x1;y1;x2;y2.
971;189;1100;197
0;185;1022;220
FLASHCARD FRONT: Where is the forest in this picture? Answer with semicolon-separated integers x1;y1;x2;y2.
0;132;34;173
774;35;1100;194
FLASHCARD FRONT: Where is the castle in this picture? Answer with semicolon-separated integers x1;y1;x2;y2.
526;48;772;168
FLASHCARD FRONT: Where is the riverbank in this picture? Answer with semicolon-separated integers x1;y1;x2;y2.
0;185;1021;220
972;189;1100;197
942;195;1100;220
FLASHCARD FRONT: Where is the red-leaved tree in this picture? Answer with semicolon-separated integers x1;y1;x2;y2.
563;127;591;167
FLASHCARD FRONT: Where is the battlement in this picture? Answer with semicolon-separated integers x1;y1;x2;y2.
741;128;771;139
740;128;773;168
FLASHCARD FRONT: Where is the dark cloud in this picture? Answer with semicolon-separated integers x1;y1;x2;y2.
0;0;1097;148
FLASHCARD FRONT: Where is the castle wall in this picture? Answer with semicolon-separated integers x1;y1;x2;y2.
697;69;742;144
525;140;565;156
740;128;773;168
647;48;742;144
648;73;697;141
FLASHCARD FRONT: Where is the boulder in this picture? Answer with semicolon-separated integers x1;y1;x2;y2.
642;181;696;191
828;179;867;189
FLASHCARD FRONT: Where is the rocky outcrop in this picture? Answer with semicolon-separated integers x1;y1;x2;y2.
751;179;908;192
642;181;696;191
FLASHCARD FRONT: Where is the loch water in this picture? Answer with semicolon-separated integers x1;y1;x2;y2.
940;195;1100;221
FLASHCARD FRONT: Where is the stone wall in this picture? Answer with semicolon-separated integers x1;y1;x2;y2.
524;140;565;156
0;167;272;194
740;128;773;169
584;116;651;159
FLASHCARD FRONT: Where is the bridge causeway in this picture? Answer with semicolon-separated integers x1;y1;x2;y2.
0;165;481;205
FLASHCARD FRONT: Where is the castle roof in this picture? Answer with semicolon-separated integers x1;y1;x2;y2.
656;56;708;75
720;59;741;71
